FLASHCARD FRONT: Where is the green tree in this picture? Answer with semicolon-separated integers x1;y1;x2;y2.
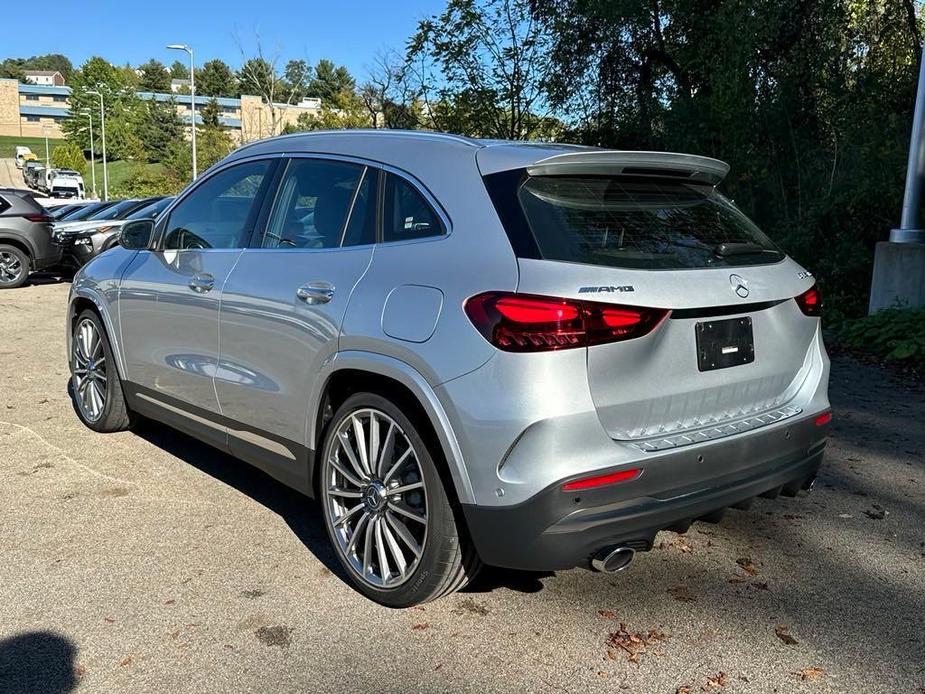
309;59;355;103
51;142;87;176
138;59;171;92
282;91;373;133
197;59;238;97
406;0;555;139
137;97;184;162
200;98;222;128
170;60;188;80
61;57;140;158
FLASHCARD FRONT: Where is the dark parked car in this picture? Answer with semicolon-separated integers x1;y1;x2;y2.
49;202;91;220
55;200;120;223
61;196;173;268
0;188;61;288
22;161;44;189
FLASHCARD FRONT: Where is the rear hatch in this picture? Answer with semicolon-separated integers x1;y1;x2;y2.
480;149;819;448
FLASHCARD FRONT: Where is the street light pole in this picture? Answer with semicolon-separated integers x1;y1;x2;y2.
87;88;108;200
43;124;50;167
167;44;197;180
80;108;97;199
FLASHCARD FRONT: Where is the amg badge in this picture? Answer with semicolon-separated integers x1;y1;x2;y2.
578;285;635;294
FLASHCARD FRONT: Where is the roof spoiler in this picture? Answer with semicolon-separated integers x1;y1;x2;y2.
526;151;730;186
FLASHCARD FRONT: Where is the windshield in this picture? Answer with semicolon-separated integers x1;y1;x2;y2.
59;201;115;221
485;171;784;270
126;197;173;220
86;199;148;221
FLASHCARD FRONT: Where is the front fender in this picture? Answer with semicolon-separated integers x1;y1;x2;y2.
67;283;126;380
308;351;475;505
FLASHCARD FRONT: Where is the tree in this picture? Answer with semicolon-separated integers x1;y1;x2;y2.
201;98;222;128
138;59;171;92
236;37;312;137
170;60;188;80
406;0;556;139
137;97;184;162
197;59;238;97
0;53;73;81
283;59;312;103
310;59;355;103
532;0;923;318
282;90;373;133
51;142;86;176
359;49;423;129
61;57;141;160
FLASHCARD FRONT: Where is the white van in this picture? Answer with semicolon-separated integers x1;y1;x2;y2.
48;169;85;199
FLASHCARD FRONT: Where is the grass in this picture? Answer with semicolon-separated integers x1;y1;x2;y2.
0;134;64;160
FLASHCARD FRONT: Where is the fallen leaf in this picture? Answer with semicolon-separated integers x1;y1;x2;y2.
863;508;886;520
704;671;728;689
736;557;759;576
775;625;799;646
676;687;693;694
606;623;670;663
599;609;617;619
749;581;770;591
412;622;429;631
119;656;132;667
796;666;826;681
103;617;115;624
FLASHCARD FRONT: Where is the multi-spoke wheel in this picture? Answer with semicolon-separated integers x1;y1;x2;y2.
70;310;132;433
320;393;480;607
0;245;30;289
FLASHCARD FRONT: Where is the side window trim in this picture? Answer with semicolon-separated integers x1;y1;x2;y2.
154;156;281;251
248;158;291;249
338;165;370;247
380;171;448;245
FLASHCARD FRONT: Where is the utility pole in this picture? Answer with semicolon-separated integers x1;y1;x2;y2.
167;44;198;180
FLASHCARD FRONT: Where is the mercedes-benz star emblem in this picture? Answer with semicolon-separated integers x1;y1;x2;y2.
729;274;749;299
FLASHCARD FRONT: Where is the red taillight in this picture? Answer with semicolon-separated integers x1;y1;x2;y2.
814;411;832;427
562;468;641;492
795;284;821;316
464;291;669;352
23;213;53;223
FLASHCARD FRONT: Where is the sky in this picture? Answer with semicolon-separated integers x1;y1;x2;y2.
4;0;446;79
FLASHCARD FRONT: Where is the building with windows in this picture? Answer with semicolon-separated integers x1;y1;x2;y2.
23;70;66;87
0;79;321;142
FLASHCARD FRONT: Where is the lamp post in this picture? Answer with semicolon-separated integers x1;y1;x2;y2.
167;43;197;180
42;124;50;167
86;88;108;200
79;108;97;199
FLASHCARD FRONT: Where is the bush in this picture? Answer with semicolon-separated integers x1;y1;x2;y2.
839;307;925;362
51;142;87;176
109;164;180;199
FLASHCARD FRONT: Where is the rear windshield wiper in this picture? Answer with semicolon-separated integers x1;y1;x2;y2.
714;242;781;257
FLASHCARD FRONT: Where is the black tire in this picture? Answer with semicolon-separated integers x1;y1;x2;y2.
319;392;481;607
70;309;133;433
0;244;31;289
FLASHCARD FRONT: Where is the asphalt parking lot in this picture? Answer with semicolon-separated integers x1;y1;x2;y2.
1;280;923;694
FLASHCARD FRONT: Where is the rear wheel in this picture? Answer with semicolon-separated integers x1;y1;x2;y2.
320;392;480;607
0;245;30;289
70;310;132;432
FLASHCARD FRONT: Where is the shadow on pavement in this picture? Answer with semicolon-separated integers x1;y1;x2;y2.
0;631;77;694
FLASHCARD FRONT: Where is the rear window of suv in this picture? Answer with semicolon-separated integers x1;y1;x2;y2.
484;170;784;269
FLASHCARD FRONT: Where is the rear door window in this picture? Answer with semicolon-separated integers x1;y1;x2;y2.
486;171;783;269
382;173;444;243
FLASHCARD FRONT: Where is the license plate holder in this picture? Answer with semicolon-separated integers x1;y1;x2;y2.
695;317;755;372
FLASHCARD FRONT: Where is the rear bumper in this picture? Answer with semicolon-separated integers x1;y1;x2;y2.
462;414;828;571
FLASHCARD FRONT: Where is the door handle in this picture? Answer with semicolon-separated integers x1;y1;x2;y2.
297;281;335;305
188;273;215;293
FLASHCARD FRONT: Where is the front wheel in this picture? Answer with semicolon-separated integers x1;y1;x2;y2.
70;309;132;432
320;393;480;607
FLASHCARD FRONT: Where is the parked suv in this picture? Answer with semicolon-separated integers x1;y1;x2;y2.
67;131;830;606
0;188;60;288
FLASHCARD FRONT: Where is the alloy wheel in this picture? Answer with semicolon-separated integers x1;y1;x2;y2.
72;318;107;422
0;251;23;285
323;408;428;589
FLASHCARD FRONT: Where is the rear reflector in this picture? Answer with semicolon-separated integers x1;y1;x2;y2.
464;291;669;352
814;411;832;427
562;468;641;492
795;284;822;316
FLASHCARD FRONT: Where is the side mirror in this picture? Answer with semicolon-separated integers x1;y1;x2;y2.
121;219;155;250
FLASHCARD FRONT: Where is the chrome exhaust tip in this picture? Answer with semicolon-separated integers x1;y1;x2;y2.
591;546;636;573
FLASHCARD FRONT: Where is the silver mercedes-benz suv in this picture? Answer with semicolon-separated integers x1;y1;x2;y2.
67;131;830;607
